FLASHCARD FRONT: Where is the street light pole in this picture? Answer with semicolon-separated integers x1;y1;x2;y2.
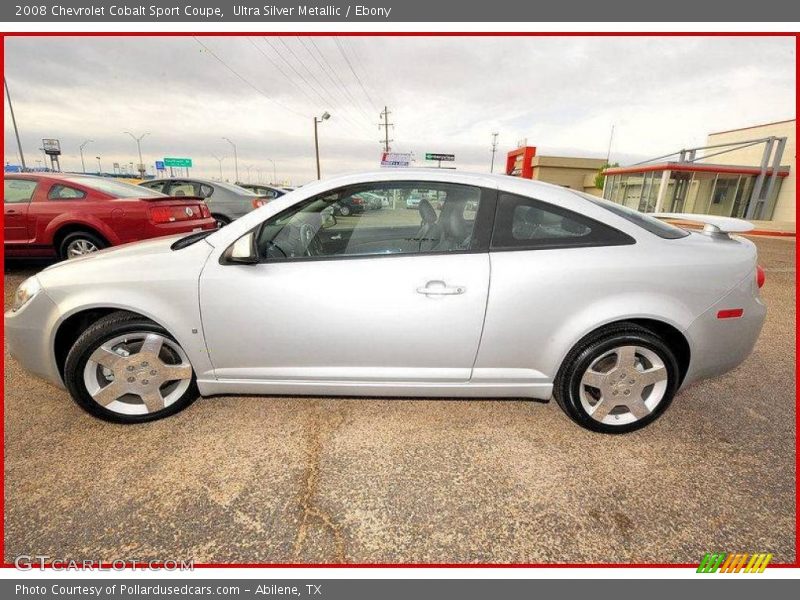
212;154;225;180
313;111;331;180
96;156;102;174
222;137;239;183
79;139;94;174
124;131;150;178
265;158;277;184
4;77;27;170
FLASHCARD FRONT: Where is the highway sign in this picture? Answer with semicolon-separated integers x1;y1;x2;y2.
155;160;165;170
164;157;192;168
425;153;454;162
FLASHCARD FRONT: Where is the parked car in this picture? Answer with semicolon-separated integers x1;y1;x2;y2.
6;170;765;433
3;173;215;260
406;192;424;209
360;191;386;210
238;183;286;201
332;193;368;217
139;178;267;228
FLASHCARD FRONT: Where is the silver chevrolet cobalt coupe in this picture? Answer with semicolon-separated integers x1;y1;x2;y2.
6;170;766;433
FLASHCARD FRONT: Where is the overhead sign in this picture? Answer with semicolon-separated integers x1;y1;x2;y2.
164;157;192;168
425;153;454;162
42;138;61;155
4;164;22;173
155;160;165;170
381;152;411;167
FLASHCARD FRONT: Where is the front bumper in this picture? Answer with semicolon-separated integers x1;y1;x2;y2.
5;289;65;389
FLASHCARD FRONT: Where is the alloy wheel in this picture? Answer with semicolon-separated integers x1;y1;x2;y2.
82;332;193;416
578;345;669;426
66;238;98;258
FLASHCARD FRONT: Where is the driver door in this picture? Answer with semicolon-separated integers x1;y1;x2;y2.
199;181;495;385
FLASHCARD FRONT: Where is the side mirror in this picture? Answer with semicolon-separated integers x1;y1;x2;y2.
224;231;259;264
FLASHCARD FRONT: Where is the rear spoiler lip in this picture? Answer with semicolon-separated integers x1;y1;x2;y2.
652;212;755;236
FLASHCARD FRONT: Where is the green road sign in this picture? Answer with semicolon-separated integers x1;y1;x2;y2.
163;157;193;168
425;153;455;162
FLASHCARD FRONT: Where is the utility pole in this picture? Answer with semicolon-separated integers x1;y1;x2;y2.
265;158;277;184
124;131;150;178
222;137;239;183
605;124;615;164
379;106;394;153
79;140;94;173
490;132;499;173
4;77;27;170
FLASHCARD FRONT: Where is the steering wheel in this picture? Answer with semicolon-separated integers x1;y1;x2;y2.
299;223;323;256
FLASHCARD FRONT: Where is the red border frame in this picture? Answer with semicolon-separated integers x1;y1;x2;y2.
1;29;797;571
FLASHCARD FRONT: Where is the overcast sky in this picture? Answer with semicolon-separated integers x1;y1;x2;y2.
3;36;796;185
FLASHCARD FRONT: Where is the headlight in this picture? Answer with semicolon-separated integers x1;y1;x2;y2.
11;277;42;312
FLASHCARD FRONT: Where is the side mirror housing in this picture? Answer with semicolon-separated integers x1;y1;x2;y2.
223;231;259;264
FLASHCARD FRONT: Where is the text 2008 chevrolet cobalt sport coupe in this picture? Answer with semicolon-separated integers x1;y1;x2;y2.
6;170;766;433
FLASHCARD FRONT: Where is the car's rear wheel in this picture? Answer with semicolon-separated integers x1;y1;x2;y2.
213;214;230;228
59;231;106;260
553;323;679;434
338;205;351;217
64;312;199;423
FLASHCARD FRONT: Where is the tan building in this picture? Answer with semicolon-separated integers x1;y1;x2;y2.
602;119;795;225
531;155;606;196
706;119;795;224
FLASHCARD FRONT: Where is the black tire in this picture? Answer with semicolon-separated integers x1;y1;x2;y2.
338;205;351;217
552;322;679;434
64;311;199;424
58;231;107;260
213;214;231;228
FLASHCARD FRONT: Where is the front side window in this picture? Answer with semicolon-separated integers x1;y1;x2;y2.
3;179;37;203
492;192;634;249
48;184;87;200
254;182;485;260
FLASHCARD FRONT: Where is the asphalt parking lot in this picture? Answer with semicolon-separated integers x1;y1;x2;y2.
3;236;796;565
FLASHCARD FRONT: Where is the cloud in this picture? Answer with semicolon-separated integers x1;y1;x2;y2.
4;35;795;184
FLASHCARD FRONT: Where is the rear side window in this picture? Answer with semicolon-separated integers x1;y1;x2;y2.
48;184;86;200
577;192;689;239
491;193;634;250
3;179;37;203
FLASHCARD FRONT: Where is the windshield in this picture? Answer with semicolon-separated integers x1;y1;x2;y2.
575;192;689;239
64;176;165;198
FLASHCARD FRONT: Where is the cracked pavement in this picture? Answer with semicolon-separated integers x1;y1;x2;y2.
3;236;796;564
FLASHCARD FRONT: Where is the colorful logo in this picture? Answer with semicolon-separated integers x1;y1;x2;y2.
697;552;772;573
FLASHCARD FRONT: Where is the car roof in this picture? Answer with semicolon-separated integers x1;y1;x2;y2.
143;177;256;194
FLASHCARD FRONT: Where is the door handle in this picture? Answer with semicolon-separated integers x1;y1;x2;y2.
416;280;465;296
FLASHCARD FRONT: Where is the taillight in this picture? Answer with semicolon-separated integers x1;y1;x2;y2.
150;207;173;224
756;265;765;289
200;204;210;218
352;197;364;205
252;197;269;209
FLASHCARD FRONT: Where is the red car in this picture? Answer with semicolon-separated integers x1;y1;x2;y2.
3;173;216;259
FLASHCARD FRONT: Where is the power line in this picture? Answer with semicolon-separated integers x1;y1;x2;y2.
298;36;374;124
276;37;373;136
192;37;306;118
342;39;386;108
247;38;320;108
334;38;379;114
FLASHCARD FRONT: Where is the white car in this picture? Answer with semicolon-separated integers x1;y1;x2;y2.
6;170;766;433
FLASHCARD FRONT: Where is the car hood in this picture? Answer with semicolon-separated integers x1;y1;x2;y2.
43;234;188;271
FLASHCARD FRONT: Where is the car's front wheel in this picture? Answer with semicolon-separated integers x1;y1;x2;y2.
553;323;679;434
64;312;199;423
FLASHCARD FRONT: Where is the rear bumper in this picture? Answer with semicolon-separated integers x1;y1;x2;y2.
682;270;766;387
